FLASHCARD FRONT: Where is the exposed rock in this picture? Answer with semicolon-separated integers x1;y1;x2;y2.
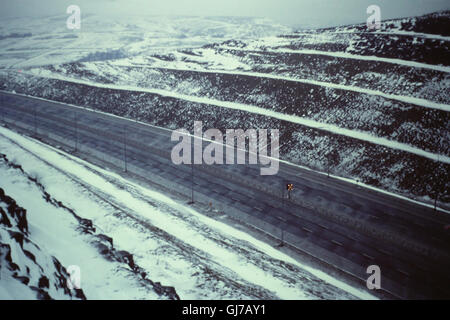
0;189;86;300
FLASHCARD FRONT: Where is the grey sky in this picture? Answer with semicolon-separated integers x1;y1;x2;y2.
1;0;449;27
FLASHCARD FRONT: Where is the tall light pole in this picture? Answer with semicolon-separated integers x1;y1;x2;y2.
188;161;194;204
278;229;285;248
188;125;203;205
123;125;128;173
188;139;195;205
318;126;331;178
33;104;37;136
326;152;331;178
434;153;441;212
325;138;331;178
0;95;4;124
432;133;448;213
74;110;78;152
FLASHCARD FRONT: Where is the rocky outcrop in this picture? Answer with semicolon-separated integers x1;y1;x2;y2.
0;153;179;300
0;187;86;300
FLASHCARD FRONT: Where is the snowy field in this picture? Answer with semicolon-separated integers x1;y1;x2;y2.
0;126;376;300
0;14;291;69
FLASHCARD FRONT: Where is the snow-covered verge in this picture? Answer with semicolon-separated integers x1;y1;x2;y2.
0;150;179;300
0;126;376;300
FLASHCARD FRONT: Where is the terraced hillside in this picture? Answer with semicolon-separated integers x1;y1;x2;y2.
0;11;449;208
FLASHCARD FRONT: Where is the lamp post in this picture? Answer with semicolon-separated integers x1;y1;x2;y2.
188;124;204;205
279;229;285;248
33;104;37;136
326;152;331;178
188;161;194;204
0;95;4;124
318;126;331;178
123;125;128;173
434;153;442;212
188;136;196;205
74;111;78;152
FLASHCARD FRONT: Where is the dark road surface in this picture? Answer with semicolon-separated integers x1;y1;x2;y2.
1;91;449;299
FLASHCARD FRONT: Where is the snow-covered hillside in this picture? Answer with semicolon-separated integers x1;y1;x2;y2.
0;11;448;208
0;131;180;300
316;10;450;37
